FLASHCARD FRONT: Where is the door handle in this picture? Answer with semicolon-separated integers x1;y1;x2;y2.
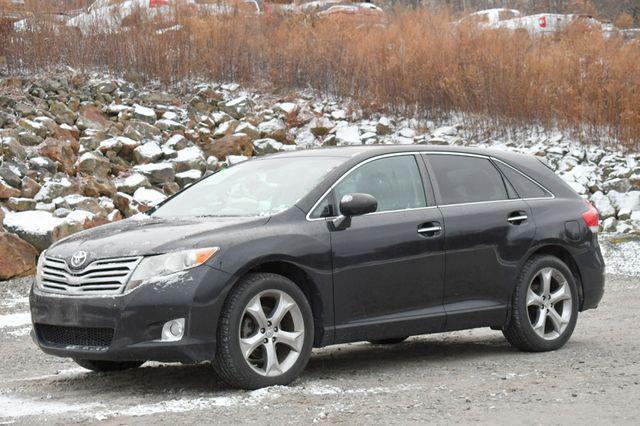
418;222;442;236
508;212;528;225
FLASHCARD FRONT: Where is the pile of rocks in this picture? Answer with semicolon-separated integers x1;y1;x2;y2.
0;70;638;280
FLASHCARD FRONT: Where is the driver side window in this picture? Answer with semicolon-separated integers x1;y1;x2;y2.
311;155;427;218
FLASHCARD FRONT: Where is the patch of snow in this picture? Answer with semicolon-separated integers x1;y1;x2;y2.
0;312;31;329
7;326;32;337
93;386;281;420
0;395;102;419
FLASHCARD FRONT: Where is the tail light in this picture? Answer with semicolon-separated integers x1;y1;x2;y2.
581;200;599;234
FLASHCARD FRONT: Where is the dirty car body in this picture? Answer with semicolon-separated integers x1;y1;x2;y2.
30;145;605;372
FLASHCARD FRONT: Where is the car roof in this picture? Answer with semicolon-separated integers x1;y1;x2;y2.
269;144;529;163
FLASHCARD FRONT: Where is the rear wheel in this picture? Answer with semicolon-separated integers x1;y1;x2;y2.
503;255;579;352
369;337;409;345
73;359;143;372
213;273;314;389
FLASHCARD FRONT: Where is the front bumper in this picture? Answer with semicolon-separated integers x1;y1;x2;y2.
29;265;233;363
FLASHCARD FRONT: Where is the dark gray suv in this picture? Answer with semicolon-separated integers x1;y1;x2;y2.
30;145;605;389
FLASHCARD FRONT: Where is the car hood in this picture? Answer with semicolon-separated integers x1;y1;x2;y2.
46;215;270;259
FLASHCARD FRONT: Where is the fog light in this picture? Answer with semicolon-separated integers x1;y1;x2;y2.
161;318;185;342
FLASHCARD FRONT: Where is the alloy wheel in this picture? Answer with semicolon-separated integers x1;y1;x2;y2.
239;289;305;377
526;267;573;340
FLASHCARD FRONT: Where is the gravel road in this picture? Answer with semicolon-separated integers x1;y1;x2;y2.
1;242;639;424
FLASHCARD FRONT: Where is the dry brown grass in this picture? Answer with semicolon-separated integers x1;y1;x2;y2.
1;6;639;149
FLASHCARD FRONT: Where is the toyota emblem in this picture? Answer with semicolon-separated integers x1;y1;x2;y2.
70;251;88;269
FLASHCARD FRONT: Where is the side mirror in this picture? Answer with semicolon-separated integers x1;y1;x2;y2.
339;193;378;217
331;193;377;231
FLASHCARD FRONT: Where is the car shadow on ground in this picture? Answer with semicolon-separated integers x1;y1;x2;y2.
15;331;533;396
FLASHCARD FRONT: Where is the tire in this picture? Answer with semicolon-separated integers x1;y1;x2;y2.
212;273;314;390
369;337;409;345
503;255;579;352
73;359;144;372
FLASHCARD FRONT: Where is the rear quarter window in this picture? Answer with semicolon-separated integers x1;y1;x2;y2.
495;161;552;199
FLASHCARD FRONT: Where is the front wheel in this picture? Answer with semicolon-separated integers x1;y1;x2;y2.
213;273;314;389
503;255;579;352
73;359;144;372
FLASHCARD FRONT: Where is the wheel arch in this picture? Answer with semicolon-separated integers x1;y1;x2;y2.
229;259;327;347
521;244;585;310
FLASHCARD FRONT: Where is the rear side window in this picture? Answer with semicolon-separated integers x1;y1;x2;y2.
495;162;551;199
333;155;427;214
427;154;508;205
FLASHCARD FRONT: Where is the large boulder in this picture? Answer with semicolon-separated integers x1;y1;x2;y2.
590;191;616;219
76;152;112;178
77;105;109;131
223;95;251;118
335;125;361;145
20;176;41;199
133;163;176;185
132;104;157;124
0;232;39;280
34;177;79;202
1;136;27;161
0;166;22;189
37;138;77;174
175;169;202;187
114;173;151;195
203;134;253;160
49;101;76;126
171;146;206;172
133;187;167;207
253;138;284;155
309;117;334;136
124;120;161;140
6;197;37;212
258;118;287;141
2;210;81;252
133;142;163;164
0;178;21;200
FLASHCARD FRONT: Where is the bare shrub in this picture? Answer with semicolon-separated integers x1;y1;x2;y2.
1;6;639;149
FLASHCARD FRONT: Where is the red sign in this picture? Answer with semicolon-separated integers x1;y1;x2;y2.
149;0;169;7
539;16;547;28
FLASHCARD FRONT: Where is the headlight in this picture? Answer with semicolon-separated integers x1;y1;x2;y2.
35;250;47;290
126;247;219;292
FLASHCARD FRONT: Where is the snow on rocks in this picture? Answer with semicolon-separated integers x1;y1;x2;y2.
133;163;176;185
133;187;166;207
175;170;203;187
335;125;361;145
114;173;151;195
133;142;163;164
2;210;80;252
1;70;640;281
132;104;157;124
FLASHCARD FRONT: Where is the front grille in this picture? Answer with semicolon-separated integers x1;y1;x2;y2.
40;256;142;295
36;324;114;350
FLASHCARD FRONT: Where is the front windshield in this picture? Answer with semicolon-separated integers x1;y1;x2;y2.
152;156;343;218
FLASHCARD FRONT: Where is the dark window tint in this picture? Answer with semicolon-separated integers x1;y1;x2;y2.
496;162;551;199
334;155;427;214
427;154;508;205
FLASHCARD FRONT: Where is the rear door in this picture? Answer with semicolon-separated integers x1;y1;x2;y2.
311;154;446;343
423;153;536;330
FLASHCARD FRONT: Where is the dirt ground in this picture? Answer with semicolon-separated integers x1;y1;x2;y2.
0;270;638;425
